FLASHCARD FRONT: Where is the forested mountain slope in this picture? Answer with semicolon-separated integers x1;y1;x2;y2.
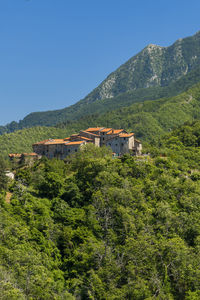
1;121;200;298
1;82;200;157
59;81;200;142
0;126;72;158
1;31;200;134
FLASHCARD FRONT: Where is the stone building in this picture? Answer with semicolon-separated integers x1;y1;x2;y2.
32;127;142;159
106;133;134;155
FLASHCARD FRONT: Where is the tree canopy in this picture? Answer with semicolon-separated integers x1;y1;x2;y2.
1;126;200;298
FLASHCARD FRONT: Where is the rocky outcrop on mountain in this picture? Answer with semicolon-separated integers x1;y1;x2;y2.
84;31;200;103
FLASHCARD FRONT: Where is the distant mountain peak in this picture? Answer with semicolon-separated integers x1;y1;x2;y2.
83;30;200;103
145;43;163;49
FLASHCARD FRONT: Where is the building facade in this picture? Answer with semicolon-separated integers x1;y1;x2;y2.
32;127;142;159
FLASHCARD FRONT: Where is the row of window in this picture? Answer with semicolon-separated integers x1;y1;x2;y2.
108;143;125;147
68;149;77;153
102;137;127;141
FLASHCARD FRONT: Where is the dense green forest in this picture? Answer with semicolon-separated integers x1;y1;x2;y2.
1;121;200;298
1;82;200;158
58;81;200;142
0;126;74;158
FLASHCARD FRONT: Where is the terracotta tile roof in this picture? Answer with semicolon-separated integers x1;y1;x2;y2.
85;127;104;132
65;141;86;146
76;136;92;141
9;153;22;158
34;139;66;145
53;139;65;142
45;140;66;145
119;133;134;138
64;137;70;141
22;152;38;156
9;152;38;158
101;128;112;133
33;139;50;145
107;129;124;135
80;130;100;137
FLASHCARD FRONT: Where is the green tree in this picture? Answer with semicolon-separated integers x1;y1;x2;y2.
0;156;8;191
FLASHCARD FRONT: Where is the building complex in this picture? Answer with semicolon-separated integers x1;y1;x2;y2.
32;127;142;159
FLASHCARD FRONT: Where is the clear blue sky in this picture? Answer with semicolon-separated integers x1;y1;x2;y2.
0;0;200;125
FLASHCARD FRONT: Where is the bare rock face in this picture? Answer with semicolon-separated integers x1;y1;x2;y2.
84;31;200;103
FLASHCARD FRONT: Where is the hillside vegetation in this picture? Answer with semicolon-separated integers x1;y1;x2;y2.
56;81;200;141
0;126;72;158
13;65;200;129
1;122;200;298
1;82;200;157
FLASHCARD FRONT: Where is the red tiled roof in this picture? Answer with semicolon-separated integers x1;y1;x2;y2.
107;129;124;135
33;139;50;145
76;136;92;141
22;152;38;156
65;141;85;146
80;130;100;137
100;128;112;133
34;139;66;145
9;153;22;158
45;140;66;145
119;133;134;138
9;152;38;158
85;127;104;132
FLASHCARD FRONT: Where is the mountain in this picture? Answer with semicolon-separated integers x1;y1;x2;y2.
1;30;200;134
84;30;200;102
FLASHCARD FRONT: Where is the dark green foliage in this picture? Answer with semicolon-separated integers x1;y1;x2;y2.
0;126;72;158
2;81;200;159
1;130;200;298
0;156;8;191
57;81;200;143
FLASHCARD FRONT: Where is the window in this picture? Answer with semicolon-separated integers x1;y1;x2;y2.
68;149;70;152
75;149;77;152
103;137;105;141
124;138;126;141
121;143;124;146
115;144;118;146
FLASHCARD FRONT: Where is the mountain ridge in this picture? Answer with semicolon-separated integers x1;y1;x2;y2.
1;30;200;134
83;30;200;103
